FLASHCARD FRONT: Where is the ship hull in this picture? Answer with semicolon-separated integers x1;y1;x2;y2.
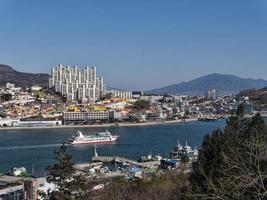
71;140;116;145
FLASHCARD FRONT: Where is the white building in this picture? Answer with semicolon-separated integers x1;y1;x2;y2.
9;167;26;176
109;90;132;99
37;177;56;198
5;82;21;93
0;118;20;127
63;111;110;124
109;110;124;121
49;65;105;101
206;89;216;100
31;85;42;91
15;120;62;127
5;82;15;89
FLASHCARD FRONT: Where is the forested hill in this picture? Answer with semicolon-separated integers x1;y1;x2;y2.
0;64;49;87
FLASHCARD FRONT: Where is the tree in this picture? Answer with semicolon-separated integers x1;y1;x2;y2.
133;100;150;110
236;103;244;117
190;112;267;199
41;144;88;200
1;93;12;102
35;94;40;101
98;173;190;200
180;154;190;166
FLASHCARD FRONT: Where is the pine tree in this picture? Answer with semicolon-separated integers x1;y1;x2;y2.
41;144;88;200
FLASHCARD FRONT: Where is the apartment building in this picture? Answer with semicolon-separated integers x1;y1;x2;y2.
49;64;105;102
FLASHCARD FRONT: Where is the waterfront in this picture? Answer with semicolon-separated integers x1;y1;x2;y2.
0;120;226;176
0;118;198;130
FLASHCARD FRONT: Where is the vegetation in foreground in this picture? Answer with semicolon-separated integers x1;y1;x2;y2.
42;106;267;200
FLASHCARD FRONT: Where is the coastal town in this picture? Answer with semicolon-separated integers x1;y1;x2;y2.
1;1;267;199
0;65;265;199
0;65;257;130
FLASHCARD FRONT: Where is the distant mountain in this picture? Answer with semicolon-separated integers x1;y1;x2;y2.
0;64;50;88
106;86;126;91
147;73;267;96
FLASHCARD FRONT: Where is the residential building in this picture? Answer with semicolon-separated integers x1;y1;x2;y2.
132;91;143;99
49;65;105;102
31;85;42;91
108;110;124;121
109;90;132;99
63;111;110;124
5;82;15;89
163;94;174;102
63;112;87;123
206;89;216;100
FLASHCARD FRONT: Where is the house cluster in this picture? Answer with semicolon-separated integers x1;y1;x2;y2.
0;65;257;128
0;81;256;127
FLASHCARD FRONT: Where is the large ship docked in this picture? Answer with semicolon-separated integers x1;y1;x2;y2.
69;130;120;145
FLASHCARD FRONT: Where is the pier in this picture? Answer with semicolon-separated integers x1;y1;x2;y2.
92;156;145;167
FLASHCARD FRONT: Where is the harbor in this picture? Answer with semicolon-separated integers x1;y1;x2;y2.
0;120;226;177
74;140;199;180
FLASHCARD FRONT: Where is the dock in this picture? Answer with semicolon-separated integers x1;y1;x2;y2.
92;156;145;167
91;156;161;168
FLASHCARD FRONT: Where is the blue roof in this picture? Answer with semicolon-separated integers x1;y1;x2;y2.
162;159;177;164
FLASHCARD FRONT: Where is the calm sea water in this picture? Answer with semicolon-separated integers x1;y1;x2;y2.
0;120;227;177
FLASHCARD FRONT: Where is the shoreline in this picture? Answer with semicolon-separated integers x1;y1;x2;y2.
0;118;198;131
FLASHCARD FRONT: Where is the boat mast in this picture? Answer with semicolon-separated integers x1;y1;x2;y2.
94;145;98;158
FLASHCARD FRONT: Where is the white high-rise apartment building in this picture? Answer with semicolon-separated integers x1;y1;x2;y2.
49;64;104;101
206;89;216;100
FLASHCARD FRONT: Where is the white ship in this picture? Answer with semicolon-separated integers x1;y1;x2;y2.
69;130;119;145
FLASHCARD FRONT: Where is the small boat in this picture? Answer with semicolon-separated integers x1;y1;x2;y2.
169;140;198;160
68;130;120;145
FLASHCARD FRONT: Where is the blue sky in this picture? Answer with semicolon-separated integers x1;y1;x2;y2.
0;0;267;90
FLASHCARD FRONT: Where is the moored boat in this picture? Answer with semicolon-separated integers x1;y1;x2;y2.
169;140;198;161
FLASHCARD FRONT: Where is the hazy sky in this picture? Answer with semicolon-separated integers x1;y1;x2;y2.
0;0;267;90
